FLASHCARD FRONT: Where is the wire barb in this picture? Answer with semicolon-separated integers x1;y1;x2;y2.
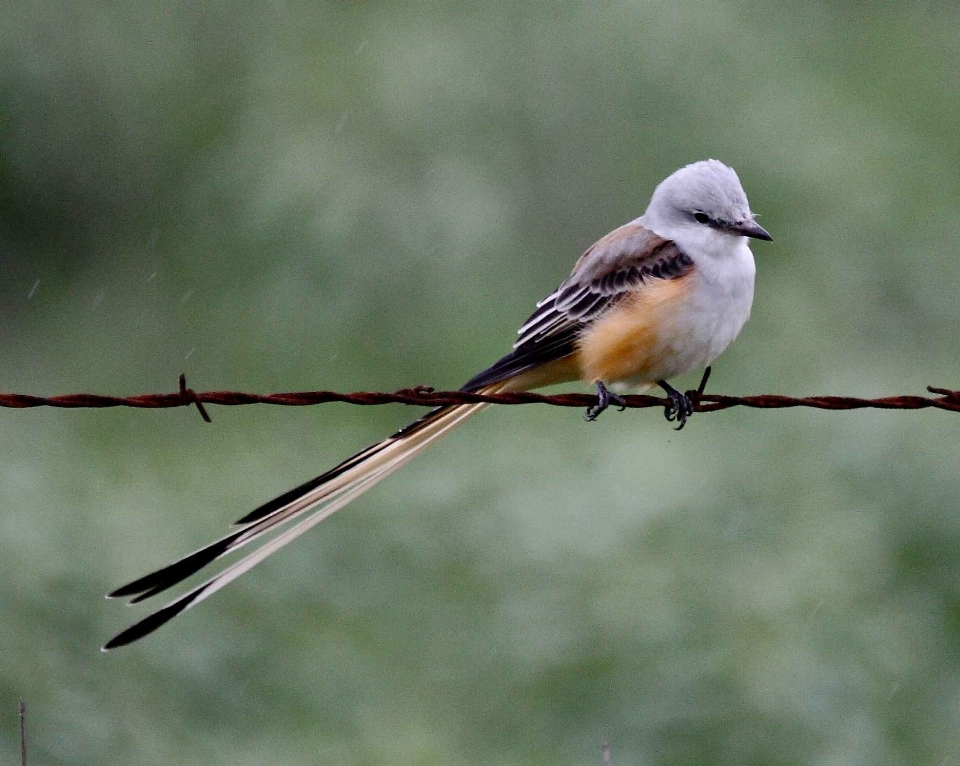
178;374;212;423
0;377;956;415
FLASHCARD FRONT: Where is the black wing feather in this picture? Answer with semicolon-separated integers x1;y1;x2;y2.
463;234;693;392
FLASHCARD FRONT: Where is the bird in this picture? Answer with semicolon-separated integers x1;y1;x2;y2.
103;159;772;650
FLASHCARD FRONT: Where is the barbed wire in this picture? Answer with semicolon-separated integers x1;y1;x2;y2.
0;373;957;423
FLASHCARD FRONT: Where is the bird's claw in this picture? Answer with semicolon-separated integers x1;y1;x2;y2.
659;382;694;430
585;381;627;422
663;390;694;430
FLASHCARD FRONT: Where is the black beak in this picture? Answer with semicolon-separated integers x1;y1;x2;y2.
729;219;773;241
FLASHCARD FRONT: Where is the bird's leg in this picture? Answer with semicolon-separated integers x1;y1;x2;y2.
658;379;694;430
585;381;627;422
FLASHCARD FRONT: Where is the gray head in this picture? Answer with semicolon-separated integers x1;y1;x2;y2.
644;159;771;242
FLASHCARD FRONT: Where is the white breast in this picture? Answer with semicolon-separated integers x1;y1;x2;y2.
653;237;756;380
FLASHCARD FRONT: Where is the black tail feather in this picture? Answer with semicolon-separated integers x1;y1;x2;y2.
107;533;242;601
102;585;208;650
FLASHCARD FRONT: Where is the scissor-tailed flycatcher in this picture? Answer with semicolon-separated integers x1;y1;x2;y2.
103;159;771;649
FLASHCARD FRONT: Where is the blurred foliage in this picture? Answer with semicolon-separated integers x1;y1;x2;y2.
2;2;960;764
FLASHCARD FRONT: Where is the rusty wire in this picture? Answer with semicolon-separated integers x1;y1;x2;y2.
0;373;957;423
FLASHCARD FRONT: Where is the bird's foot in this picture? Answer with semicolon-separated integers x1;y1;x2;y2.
585;381;627;422
659;380;694;430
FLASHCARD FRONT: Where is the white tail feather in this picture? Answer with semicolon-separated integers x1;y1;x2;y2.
102;399;495;646
183;400;490;609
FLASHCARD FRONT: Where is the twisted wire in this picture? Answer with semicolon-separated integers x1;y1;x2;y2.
0;374;956;422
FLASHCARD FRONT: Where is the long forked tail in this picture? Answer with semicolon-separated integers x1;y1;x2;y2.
102;385;504;650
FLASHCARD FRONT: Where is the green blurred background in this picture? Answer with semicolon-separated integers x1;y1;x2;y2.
2;2;960;764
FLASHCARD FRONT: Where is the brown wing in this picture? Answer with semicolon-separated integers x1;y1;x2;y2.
461;223;693;391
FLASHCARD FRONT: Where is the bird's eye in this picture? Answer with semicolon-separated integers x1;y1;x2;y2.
693;212;710;224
